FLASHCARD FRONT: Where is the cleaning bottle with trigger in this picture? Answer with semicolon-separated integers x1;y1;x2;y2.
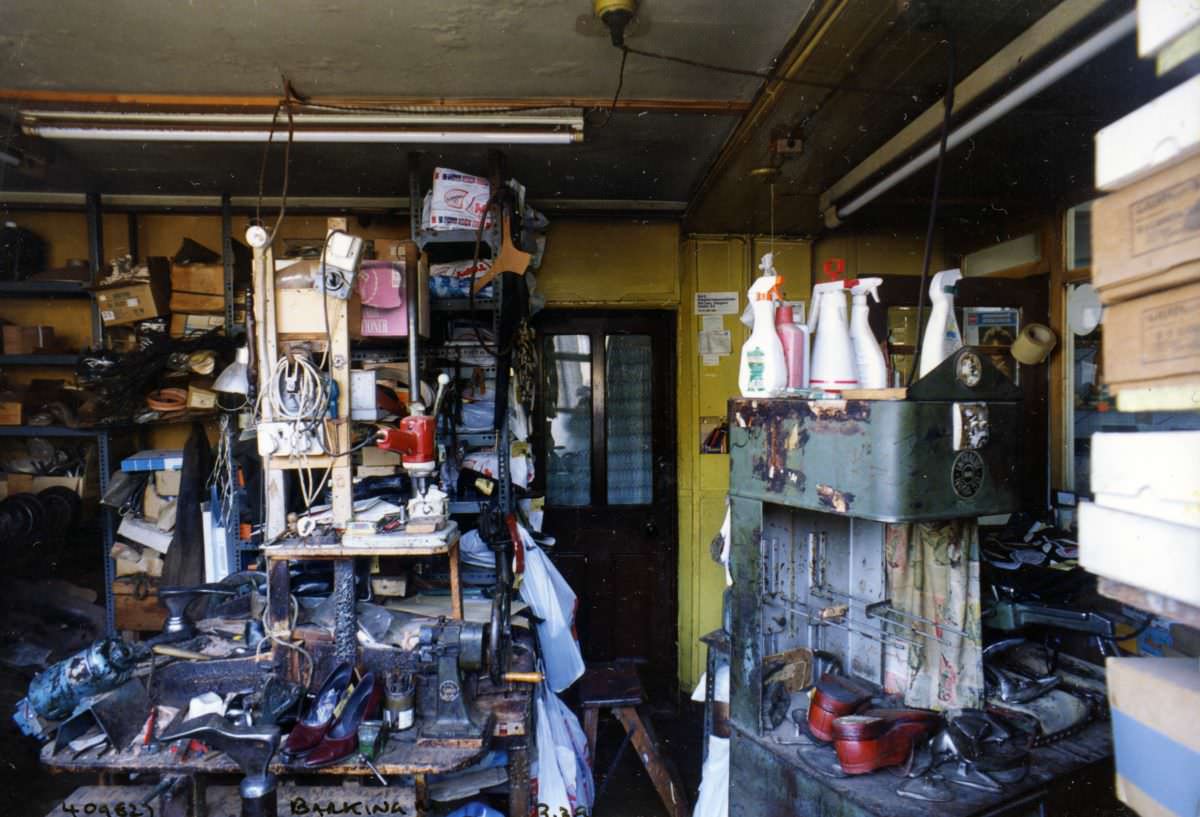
806;280;858;393
738;253;788;398
849;277;887;389
918;268;964;379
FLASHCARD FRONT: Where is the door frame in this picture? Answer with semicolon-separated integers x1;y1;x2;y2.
531;308;680;693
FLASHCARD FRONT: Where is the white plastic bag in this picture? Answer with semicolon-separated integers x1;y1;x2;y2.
518;525;585;692
693;736;729;817
534;682;594;817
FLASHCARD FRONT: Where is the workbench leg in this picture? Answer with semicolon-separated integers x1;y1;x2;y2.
414;773;428;817
614;706;689;817
508;743;530;817
333;558;358;668
190;774;208;817
267;559;293;678
582;708;599;766
449;541;463;620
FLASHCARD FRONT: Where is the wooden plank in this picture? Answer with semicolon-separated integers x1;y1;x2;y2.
1098;577;1200;631
840;387;907;401
266;522;459;559
448;539;463;621
324;219;354;528
0;88;751;113
613;706;690;817
41;734;485;777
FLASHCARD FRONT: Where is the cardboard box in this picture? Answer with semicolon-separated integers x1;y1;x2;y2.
170;313;226;337
357;465;398;477
1091;431;1200;528
155;469;182;496
274;288;363;340
1093;155;1200;304
2;325;54;354
1102;279;1200;392
169;290;224;313
1106;657;1200;817
361;446;402;467
112;579;166;631
94;260;170;326
1138;0;1200;58
1079;501;1200;608
0;401;21;425
170;263;225;295
1096;74;1200;192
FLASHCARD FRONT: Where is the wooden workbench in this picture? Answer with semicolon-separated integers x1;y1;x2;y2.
729;719;1116;817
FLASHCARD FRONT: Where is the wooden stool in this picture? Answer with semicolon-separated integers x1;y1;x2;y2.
578;663;689;817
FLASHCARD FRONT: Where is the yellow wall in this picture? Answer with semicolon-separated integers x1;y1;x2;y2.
674;237;812;689
812;228;945;280
536;221;681;306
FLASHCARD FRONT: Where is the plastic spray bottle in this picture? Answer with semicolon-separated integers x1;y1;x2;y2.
738;253;788;398
849;277;887;389
775;302;809;390
918;268;964;379
806;280;858;393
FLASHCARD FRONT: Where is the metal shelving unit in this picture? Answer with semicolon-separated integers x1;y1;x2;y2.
0;354;81;366
1;193;118;634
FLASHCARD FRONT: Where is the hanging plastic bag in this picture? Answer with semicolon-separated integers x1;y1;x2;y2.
518;525;585;691
691;664;729;817
534;682;595;817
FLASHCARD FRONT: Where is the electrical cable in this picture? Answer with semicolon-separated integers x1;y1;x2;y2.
145;387;188;412
620;44;922;99
254;75;297;247
256;595;314;687
908;35;956;387
589;46;629;129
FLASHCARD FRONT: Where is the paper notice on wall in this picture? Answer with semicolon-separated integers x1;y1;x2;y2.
702;354;720;367
699;329;732;357
695;291;739;315
702;315;725;332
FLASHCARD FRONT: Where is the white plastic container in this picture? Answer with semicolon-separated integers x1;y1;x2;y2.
849;277;887;389
918;268;963;379
738;253;788;398
806;280;858;393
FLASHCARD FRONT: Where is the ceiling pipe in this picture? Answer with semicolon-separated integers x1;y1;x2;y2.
824;9;1135;226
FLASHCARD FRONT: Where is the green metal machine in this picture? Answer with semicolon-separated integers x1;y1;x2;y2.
725;348;1028;816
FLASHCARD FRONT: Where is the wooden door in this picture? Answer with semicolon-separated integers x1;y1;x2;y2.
532;310;678;701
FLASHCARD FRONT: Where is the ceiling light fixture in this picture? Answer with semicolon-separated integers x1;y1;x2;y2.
20;109;585;145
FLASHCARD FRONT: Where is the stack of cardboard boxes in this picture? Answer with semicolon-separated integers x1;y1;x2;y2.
1081;7;1200;816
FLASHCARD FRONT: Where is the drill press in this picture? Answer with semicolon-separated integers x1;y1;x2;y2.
375;373;451;530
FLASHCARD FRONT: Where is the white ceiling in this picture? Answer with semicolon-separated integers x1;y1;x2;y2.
0;0;806;100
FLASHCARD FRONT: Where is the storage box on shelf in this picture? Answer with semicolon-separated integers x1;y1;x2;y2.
1080;431;1200;617
1106;657;1200;817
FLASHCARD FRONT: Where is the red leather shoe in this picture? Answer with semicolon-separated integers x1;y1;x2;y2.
300;672;383;769
282;662;353;758
807;674;873;742
832;708;943;774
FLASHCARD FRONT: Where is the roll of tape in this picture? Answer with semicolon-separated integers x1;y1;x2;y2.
1011;323;1057;365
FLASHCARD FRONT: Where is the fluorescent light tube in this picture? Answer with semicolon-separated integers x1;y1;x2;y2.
24;126;581;145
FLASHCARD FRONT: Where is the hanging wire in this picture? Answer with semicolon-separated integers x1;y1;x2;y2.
909;35;957;385
621;44;921;99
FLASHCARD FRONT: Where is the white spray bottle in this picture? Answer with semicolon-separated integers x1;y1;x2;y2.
738;253;788;398
806;280;858;393
918;268;964;379
850;277;887;389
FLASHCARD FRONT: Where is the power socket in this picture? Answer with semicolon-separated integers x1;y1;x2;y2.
257;421;323;457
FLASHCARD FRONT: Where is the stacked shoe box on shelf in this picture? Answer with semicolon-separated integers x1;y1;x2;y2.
1081;8;1200;814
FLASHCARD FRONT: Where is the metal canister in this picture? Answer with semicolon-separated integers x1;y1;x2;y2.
384;672;415;731
27;638;138;720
